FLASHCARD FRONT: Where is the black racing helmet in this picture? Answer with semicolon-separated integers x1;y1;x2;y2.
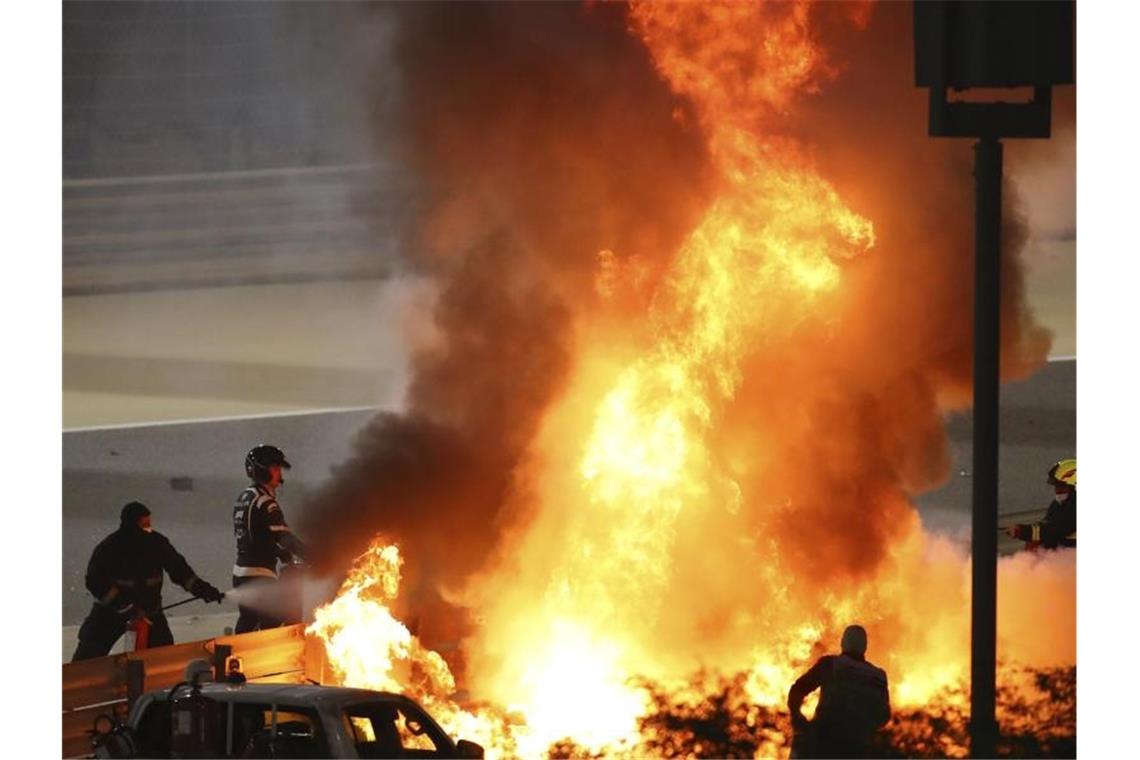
245;444;292;482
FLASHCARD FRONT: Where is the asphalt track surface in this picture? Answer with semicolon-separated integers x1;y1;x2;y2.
62;359;1075;632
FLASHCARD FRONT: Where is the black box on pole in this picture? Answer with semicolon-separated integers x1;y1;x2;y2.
915;1;1074;90
915;1;1074;139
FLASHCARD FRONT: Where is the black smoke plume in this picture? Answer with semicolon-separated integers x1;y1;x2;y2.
299;2;712;599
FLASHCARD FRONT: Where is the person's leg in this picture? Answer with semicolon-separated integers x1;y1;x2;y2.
233;576;265;634
71;606;126;662
256;578;284;629
792;721;829;760
71;633;115;662
146;612;175;648
811;729;845;760
277;565;303;626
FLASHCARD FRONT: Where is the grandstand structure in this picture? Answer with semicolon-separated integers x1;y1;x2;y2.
62;3;408;426
63;1;401;295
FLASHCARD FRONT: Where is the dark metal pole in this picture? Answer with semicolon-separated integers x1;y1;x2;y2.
970;136;1002;759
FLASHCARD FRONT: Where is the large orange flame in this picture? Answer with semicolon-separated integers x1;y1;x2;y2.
307;3;1073;757
307;541;521;756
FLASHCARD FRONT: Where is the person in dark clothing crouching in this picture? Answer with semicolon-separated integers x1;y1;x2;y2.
787;625;891;759
72;501;224;662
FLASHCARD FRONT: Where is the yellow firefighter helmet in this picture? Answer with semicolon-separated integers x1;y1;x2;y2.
1047;458;1077;488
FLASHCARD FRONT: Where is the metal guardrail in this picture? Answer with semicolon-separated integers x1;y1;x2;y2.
61;624;310;758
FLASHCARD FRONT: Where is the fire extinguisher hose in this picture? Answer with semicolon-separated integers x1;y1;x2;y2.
158;595;202;614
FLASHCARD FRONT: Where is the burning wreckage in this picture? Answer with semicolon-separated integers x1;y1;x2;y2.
77;2;1077;758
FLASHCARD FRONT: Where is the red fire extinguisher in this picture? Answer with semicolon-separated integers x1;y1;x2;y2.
169;672;219;758
127;613;151;651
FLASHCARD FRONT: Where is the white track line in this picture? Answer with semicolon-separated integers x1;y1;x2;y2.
64;405;384;434
65;359;1074;433
63;163;384;189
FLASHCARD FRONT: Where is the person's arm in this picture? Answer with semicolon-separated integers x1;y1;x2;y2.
265;500;306;563
159;534;223;603
84;539;120;607
874;669;891;728
1009;502;1060;544
787;657;832;726
1039;501;1077;549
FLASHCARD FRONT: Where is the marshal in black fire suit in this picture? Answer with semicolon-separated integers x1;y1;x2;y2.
788;626;891;759
232;445;307;633
72;502;223;662
1008;459;1077;550
1009;490;1077;549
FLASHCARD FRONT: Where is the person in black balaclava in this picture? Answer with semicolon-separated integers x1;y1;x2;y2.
71;501;224;662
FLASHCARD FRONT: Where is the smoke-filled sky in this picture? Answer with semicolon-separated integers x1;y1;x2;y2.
302;1;713;575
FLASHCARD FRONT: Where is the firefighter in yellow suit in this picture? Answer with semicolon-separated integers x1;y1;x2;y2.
1006;458;1077;550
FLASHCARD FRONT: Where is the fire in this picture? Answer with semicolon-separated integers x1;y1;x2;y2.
307;2;1073;758
307;543;454;698
460;1;883;749
307;541;519;755
505;619;647;750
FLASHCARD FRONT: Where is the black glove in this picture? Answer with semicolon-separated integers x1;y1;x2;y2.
191;579;225;604
278;533;307;565
1006;524;1031;541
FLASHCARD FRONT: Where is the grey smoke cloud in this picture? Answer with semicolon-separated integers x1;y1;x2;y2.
299;2;711;596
